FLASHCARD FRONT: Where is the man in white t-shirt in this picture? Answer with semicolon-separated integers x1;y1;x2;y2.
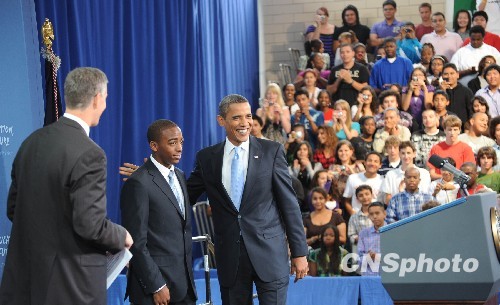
344;152;385;215
381;141;431;204
458;112;495;154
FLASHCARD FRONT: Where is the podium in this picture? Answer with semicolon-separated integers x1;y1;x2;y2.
380;192;500;304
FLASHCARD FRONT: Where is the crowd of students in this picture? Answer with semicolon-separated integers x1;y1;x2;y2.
255;0;500;276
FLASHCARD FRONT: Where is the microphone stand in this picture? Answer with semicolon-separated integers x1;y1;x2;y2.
456;176;470;198
192;234;215;305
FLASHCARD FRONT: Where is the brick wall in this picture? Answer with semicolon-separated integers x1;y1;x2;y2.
261;0;447;84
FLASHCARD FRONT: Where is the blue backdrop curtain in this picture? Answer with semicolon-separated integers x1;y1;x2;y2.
33;0;260;228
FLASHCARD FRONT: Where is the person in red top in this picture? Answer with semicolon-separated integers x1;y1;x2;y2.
457;162;487;198
427;115;475;180
462;11;500;51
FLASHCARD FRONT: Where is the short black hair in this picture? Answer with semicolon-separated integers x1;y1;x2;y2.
472;10;488;22
469;25;486;37
295;88;309;99
355;184;373;197
484;64;500;77
365;151;383;163
443;62;458;72
147;119;178;143
252;114;264;127
368;201;386;210
383;0;396;9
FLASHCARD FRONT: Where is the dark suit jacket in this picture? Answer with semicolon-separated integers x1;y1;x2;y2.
187;136;308;287
0;117;126;305
121;159;195;304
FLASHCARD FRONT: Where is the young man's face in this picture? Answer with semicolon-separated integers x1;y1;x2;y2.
386;145;399;160
404;169;421;193
369;205;386;228
445;126;461;144
422;111;438;128
441;170;454;182
384;41;397;59
473;16;487;29
479;154;494;171
470;113;489;135
365;154;382;174
419;6;431;22
400;146;416;166
340;46;355;64
431;15;446;32
356;189;373;207
470;32;484;49
486;69;500;88
296;94;310;109
442;67;458;86
433;94;449;112
383;4;396;20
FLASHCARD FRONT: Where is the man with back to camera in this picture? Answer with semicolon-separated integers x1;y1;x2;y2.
187;94;308;305
0;67;133;304
120;120;196;305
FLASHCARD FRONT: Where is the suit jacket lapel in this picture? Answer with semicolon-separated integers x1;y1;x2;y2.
145;160;184;218
212;142;238;212
240;137;262;211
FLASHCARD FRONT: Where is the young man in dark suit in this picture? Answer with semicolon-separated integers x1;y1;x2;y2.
187;94;308;305
0;67;133;305
121;120;196;305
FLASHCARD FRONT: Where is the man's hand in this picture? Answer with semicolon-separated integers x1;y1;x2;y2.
125;230;134;249
119;158;147;181
291;256;308;283
153;285;170;305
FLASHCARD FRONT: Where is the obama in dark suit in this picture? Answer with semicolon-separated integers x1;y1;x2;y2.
187;94;308;305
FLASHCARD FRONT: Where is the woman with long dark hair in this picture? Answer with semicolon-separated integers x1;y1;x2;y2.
308;224;347;276
453;9;471;41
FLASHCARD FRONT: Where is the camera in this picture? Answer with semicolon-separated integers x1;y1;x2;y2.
295;130;303;139
340;165;346;171
442;77;449;82
412;76;418;82
405;28;411;33
362;94;369;101
376;54;383;61
333;110;343;118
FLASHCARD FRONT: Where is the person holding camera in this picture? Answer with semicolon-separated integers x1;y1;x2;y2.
351;86;379;122
402;66;435;128
305;7;337;64
396;22;422;64
332;100;360;141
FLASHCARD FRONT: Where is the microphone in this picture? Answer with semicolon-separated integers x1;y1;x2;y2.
428;155;470;187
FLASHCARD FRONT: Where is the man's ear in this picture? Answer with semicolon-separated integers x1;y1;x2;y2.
217;115;225;127
149;141;158;152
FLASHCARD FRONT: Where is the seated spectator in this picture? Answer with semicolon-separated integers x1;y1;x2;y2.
305;7;337;64
429;157;459;204
378;135;402;177
468;55;496;94
343;152;384;215
402;66;435;127
303;187;346;249
369;37;414;93
289;141;323;194
314;125;338;170
295;69;322;107
421;200;441;211
467;96;490;135
374;90;417;131
348;185;374;248
396;22;422;64
285;124;308;164
292;89;324;144
381;141;432;204
316;90;333;126
353;43;375;71
327;43;370;107
453;9;471;41
333;5;371;48
386;168;434;224
476;64;500;118
332;99;360;140
308;225;348;277
283;83;300;116
250;115;268;140
333;31;359;67
299;39;330;71
461;11;500;51
457;162;488;197
427;115;475;180
369;0;404;51
439;63;474;125
418;43;435;72
489;116;500;171
352;86;379;122
295;53;330;88
415;3;433;40
427;55;448;87
411;109;446;168
331;140;365;175
373;108;411;154
358;202;387;276
351;116;377;161
421;12;463;62
431;90;455;130
256;83;292;144
476;146;500;193
450;26;500;86
458;112;495;154
310;170;337;211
